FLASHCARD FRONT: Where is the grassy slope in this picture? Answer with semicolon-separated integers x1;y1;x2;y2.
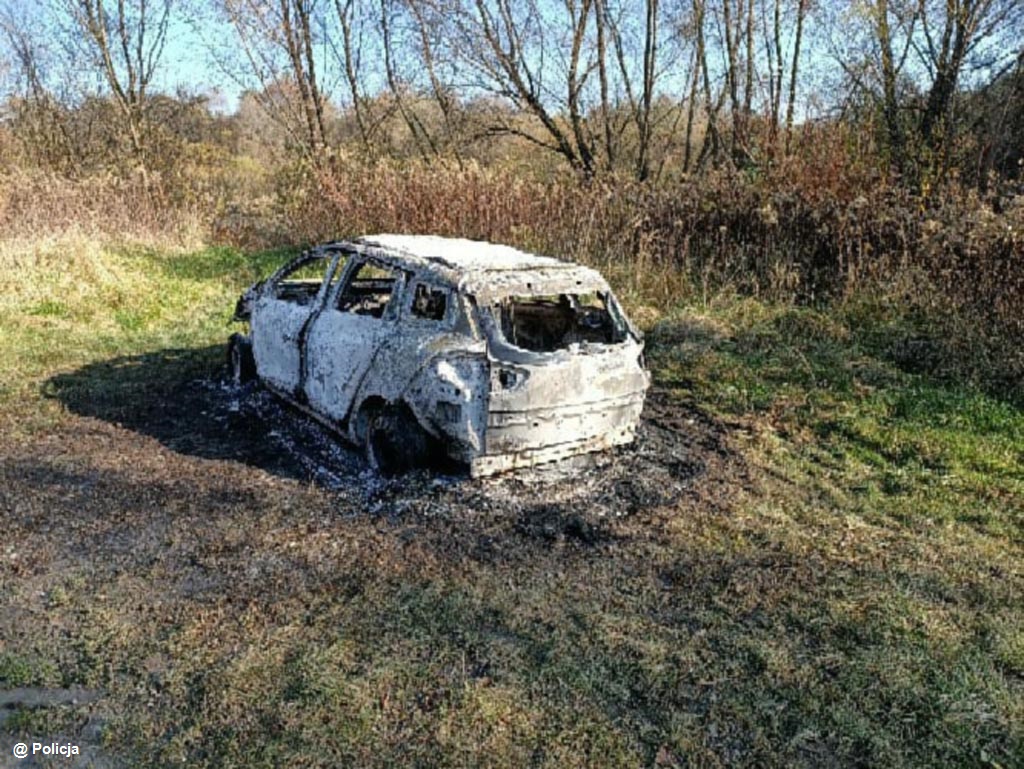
0;239;1021;767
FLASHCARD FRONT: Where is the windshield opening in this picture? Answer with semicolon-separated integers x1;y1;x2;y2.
490;292;627;353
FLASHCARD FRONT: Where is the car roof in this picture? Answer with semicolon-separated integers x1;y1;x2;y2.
349;234;569;273
320;234;611;301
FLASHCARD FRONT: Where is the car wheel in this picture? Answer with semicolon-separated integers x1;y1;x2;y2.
365;403;437;476
227;333;257;385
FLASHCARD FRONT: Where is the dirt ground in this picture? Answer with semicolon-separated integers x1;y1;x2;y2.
206;377;742;526
2;360;758;767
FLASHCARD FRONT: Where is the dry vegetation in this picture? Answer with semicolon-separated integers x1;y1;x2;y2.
5;131;1020;403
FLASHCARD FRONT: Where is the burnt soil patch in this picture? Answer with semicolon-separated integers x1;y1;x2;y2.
42;347;742;533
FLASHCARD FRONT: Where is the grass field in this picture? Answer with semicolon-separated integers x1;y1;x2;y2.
1;237;1022;767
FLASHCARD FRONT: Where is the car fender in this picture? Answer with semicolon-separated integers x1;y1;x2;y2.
349;341;489;455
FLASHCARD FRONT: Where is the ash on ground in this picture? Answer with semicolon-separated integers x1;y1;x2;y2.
203;379;724;537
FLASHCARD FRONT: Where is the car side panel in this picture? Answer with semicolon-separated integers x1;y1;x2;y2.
402;347;490;457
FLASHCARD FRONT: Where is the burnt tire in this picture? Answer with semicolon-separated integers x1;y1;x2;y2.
227;333;257;385
366;404;438;476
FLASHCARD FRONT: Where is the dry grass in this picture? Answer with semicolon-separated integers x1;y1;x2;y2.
0;170;206;247
311;158;1024;403
3;141;1022;405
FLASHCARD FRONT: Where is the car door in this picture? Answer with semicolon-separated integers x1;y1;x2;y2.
251;251;342;395
303;258;405;422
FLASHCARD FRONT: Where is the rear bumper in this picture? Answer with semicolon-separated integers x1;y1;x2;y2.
468;391;644;477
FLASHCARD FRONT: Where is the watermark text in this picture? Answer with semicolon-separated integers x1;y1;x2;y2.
11;742;80;759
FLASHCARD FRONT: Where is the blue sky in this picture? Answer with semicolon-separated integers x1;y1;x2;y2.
6;1;1012;124
156;15;239;111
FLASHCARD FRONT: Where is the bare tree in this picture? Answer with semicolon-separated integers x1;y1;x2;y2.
332;0;372;150
783;0;806;150
593;0;615;165
682;6;702;171
380;0;438;160
915;0;1020;155
407;0;465;162
58;0;174;169
824;0;1019;172
769;0;782;134
567;0;597;175
0;7;80;171
692;0;727;167
874;0;905;160
439;0;597;173
393;0;689;178
635;0;658;179
718;0;739;157
216;0;328;158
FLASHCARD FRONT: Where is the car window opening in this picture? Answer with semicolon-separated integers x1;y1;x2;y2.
274;255;340;305
411;283;448;321
496;293;625;352
338;261;398;317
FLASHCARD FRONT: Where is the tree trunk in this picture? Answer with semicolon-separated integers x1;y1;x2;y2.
876;0;903;166
784;0;807;153
636;0;658;180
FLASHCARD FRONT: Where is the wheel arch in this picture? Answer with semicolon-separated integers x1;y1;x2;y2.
227;332;257;384
349;394;389;446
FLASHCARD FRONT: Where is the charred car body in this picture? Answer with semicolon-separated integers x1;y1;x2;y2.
229;235;650;476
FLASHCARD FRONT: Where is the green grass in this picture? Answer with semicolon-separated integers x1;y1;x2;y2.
0;651;60;688
0;238;1022;767
644;301;1024;765
0;239;290;417
649;300;1024;544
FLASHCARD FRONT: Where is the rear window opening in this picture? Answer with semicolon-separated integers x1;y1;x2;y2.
411;283;448;321
492;293;626;353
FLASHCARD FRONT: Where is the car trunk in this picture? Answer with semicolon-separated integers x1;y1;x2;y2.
480;292;648;455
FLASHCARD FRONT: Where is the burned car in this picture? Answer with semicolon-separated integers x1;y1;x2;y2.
229;235;650;476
